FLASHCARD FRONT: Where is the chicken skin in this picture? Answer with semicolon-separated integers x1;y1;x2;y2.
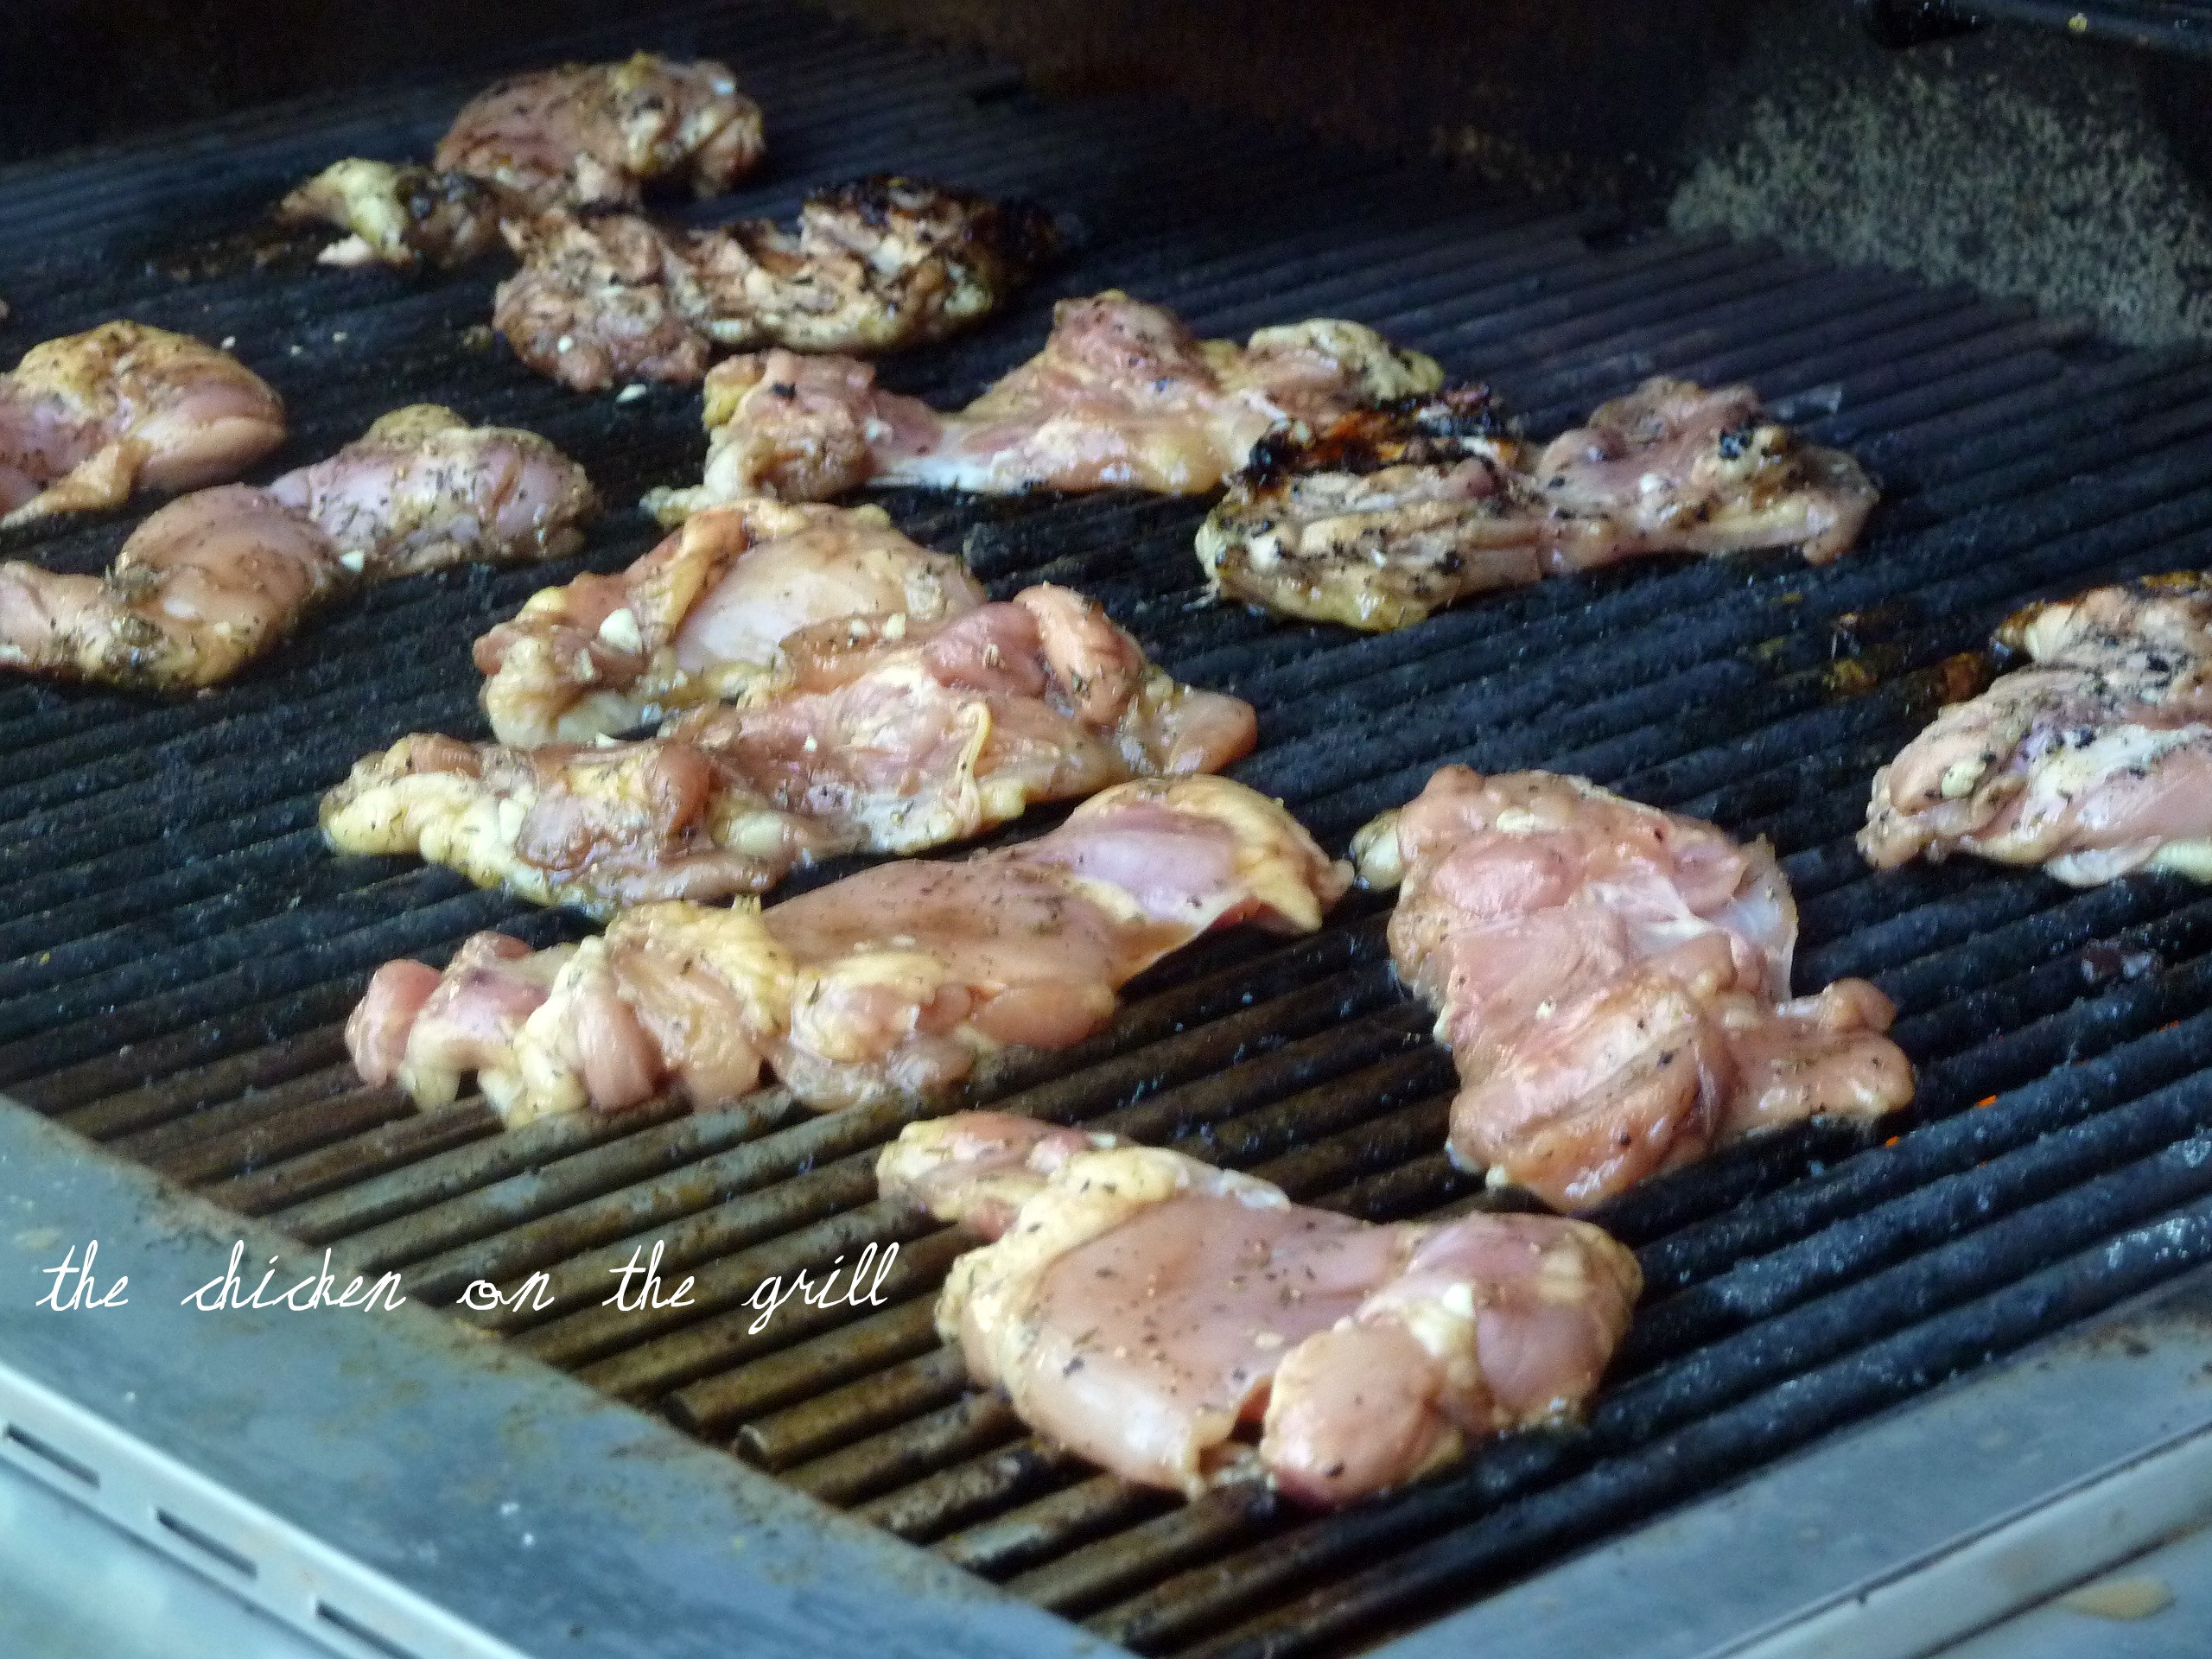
1357;767;1913;1210
642;290;1442;519
1862;575;2212;886
474;499;985;747
877;1112;1642;1505
345;776;1351;1121
278;54;765;270
1200;378;1878;632
326;584;1258;913
1;406;594;691
0;321;284;525
493;177;1059;392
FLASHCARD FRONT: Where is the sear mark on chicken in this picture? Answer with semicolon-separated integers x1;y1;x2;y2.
643;289;1442;518
278;54;766;270
0;406;595;692
1862;574;2212;886
494;176;1060;393
1357;766;1914;1210
326;578;1259;913
474;499;986;747
344;776;1351;1121
1200;377;1880;632
0;321;284;527
877;1112;1641;1505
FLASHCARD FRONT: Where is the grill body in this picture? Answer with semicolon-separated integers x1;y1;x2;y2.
7;4;2212;1656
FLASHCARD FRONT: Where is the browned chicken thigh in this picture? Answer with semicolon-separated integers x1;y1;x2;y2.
878;1112;1641;1505
1862;575;2212;885
1200;378;1878;632
0;321;284;525
644;289;1442;518
345;777;1349;1120
324;582;1257;912
278;54;765;270
0;406;594;691
493;177;1058;391
1357;766;1913;1209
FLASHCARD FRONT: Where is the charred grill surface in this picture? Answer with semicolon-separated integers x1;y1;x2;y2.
8;5;2212;1657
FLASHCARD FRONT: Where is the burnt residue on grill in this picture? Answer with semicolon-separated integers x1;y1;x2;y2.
8;4;2212;1656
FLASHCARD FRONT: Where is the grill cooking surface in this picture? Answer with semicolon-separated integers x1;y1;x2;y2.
10;5;2212;1655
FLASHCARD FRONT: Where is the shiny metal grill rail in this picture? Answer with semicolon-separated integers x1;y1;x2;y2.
7;4;2212;1655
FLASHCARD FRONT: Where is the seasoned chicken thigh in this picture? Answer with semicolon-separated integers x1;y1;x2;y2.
345;777;1350;1121
474;499;984;747
1358;767;1913;1209
1201;378;1878;632
0;322;284;525
327;584;1257;912
878;1113;1641;1504
494;177;1058;391
1;406;594;691
644;290;1441;518
1862;575;2212;885
279;54;765;270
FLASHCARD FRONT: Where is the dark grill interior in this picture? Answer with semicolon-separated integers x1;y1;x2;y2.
10;4;2212;1655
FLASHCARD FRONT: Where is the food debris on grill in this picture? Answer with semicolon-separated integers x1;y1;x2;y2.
643;289;1441;518
324;588;1256;913
476;499;985;746
345;776;1348;1121
1356;766;1914;1209
278;53;766;270
1863;573;2212;886
1199;375;1879;632
877;1111;1640;1505
1;405;594;690
496;177;1062;392
0;321;283;526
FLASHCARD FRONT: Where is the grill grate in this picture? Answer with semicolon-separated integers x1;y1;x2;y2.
8;3;2212;1655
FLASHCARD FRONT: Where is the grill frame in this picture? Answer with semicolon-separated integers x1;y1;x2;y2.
10;2;2212;1655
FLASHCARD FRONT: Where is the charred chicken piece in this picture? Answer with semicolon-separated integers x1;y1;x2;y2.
346;776;1350;1121
474;499;984;747
276;161;506;271
1357;766;1913;1211
646;289;1441;518
494;177;1059;392
0;322;285;526
1201;377;1878;632
279;54;765;270
328;584;1258;914
1862;575;2212;885
878;1112;1641;1505
1;406;595;692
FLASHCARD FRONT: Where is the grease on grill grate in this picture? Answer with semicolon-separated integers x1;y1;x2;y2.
8;4;2212;1656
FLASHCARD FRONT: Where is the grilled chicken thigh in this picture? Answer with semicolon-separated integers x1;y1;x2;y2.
0;322;284;525
1862;575;2212;885
1201;378;1878;632
1357;767;1912;1210
644;290;1442;518
878;1112;1641;1504
346;777;1349;1120
1;406;594;691
494;177;1059;391
327;584;1257;912
475;499;985;746
279;54;765;270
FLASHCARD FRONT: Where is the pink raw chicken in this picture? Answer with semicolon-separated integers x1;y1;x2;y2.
1357;766;1914;1210
346;775;1350;1122
878;1112;1642;1505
